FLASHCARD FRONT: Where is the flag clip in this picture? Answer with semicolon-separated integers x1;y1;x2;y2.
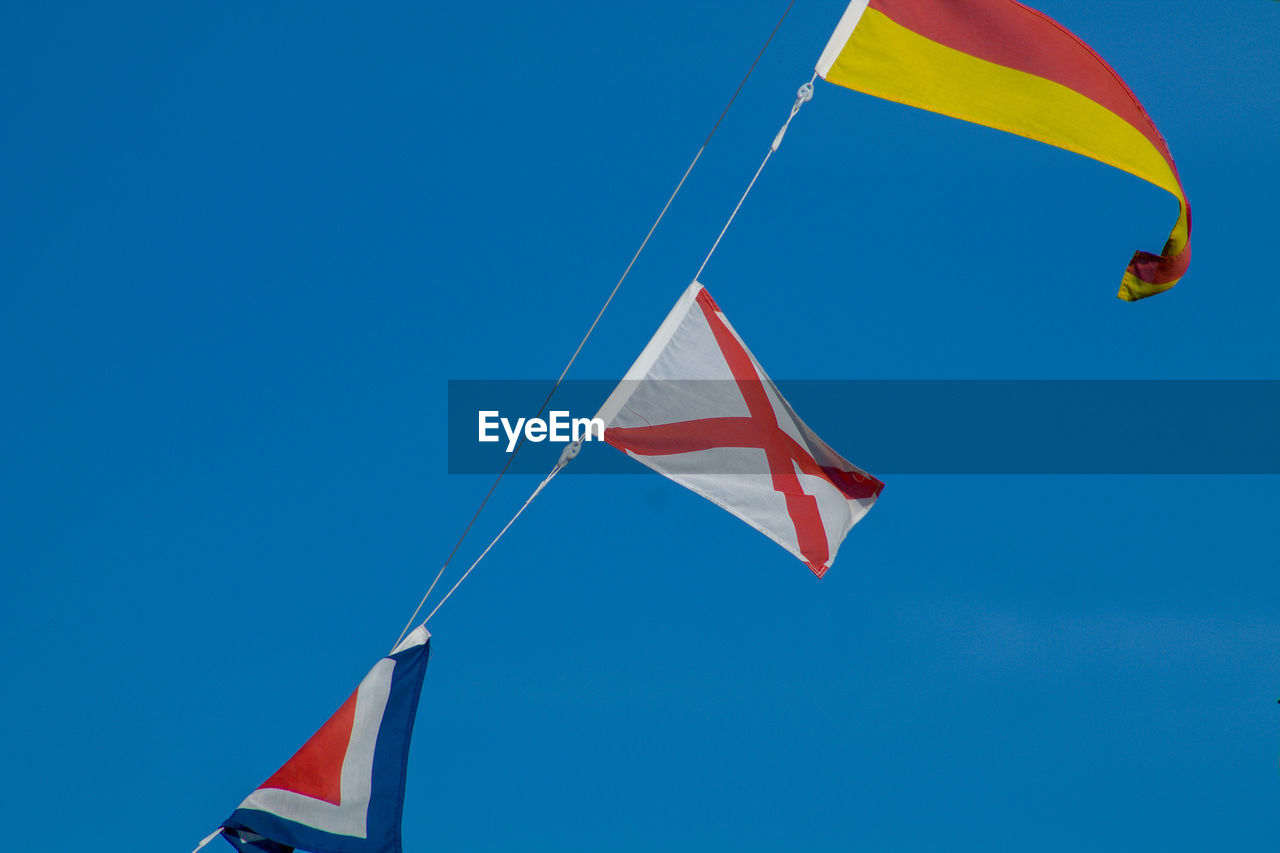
773;81;815;152
793;81;814;110
558;439;582;466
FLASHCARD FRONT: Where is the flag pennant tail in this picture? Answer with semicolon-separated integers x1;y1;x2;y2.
217;626;431;853
596;281;883;577
816;0;1190;300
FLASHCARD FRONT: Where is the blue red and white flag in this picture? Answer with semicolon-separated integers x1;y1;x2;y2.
596;281;882;577
210;626;431;853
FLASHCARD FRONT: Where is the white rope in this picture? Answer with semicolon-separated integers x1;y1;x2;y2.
694;148;775;283
420;462;565;626
694;73;818;283
192;828;221;853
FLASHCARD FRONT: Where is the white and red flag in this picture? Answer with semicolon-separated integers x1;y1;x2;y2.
597;281;882;577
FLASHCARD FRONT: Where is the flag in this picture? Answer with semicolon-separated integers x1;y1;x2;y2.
596;281;882;577
215;626;431;853
816;0;1190;301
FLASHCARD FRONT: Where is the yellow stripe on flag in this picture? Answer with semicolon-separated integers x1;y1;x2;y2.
825;8;1188;297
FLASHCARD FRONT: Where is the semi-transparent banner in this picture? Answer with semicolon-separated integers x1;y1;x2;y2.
446;380;1280;475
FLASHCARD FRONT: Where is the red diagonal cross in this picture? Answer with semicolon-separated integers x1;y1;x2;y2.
605;288;883;577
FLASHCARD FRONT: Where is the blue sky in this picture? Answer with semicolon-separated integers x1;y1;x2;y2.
2;1;1277;850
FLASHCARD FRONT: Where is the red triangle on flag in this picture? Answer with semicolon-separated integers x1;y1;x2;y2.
259;688;358;805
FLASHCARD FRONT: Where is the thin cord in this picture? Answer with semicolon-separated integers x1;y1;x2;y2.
699;0;798;150
694;71;819;283
392;0;799;651
694;148;776;282
540;0;800;397
421;463;564;625
192;829;221;852
392;449;521;649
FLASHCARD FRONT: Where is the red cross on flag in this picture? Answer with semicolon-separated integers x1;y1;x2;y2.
597;281;882;577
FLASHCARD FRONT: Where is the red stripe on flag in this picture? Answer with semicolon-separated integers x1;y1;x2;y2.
606;418;882;503
694;291;830;575
1128;232;1192;286
868;0;1177;170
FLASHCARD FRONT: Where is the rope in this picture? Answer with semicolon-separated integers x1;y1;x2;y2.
392;448;521;649
421;462;564;625
694;72;818;283
694;149;775;282
192;829;221;853
392;0;799;650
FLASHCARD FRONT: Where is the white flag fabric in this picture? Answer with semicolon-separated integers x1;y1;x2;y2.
596;281;882;577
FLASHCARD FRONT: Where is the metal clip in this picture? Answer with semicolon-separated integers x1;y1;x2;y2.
793;81;815;111
773;81;816;152
558;439;582;466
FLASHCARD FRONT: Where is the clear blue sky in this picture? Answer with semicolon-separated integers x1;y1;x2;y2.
2;2;1277;850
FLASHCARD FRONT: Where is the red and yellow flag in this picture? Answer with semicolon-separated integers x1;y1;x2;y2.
816;0;1190;300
